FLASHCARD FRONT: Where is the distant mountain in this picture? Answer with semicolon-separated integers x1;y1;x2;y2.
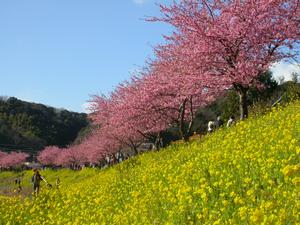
0;97;89;155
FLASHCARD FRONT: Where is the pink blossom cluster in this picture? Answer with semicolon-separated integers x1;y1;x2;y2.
37;132;116;167
151;0;299;118
38;0;299;167
0;151;29;169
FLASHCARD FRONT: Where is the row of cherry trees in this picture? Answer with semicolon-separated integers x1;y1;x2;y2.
0;151;29;169
37;0;299;167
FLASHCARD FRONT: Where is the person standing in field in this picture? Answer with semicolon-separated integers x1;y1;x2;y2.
216;116;224;128
14;176;22;193
56;178;60;190
32;169;47;195
207;121;215;133
227;116;235;127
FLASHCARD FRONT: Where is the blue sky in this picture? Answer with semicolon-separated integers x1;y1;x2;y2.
0;0;299;112
0;0;173;112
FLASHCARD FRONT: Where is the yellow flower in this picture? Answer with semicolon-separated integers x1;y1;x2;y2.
250;209;263;223
292;177;300;186
238;207;248;220
282;164;299;176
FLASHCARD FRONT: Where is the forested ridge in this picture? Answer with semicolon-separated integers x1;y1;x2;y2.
0;97;88;154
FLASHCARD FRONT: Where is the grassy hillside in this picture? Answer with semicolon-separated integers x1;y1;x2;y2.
0;102;299;224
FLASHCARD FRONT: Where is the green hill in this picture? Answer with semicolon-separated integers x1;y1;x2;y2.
0;97;89;155
0;101;299;224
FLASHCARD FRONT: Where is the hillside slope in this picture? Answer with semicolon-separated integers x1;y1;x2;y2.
0;97;88;154
0;101;299;224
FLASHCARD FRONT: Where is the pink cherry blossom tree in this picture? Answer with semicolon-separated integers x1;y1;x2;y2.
90;55;224;143
0;151;29;169
0;151;8;169
152;0;300;119
37;146;62;166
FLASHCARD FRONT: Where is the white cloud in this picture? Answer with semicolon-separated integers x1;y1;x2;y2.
82;102;93;114
271;62;300;82
132;0;149;5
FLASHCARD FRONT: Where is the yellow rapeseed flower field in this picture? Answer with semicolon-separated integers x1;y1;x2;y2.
0;102;299;224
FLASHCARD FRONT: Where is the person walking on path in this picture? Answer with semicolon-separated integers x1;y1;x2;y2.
32;169;49;196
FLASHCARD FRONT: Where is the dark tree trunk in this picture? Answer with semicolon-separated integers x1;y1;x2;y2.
178;97;194;142
182;134;190;142
235;85;249;120
184;120;193;142
179;99;189;141
154;132;162;150
132;146;138;155
128;139;139;155
186;96;194;139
